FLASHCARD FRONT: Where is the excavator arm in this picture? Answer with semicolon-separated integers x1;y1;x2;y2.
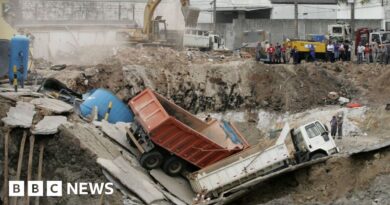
142;0;198;36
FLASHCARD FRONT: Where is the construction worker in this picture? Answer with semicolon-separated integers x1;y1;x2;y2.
255;41;262;62
309;44;316;62
326;42;334;62
281;44;287;64
337;114;343;139
275;43;282;64
372;42;379;63
364;44;371;64
357;43;365;64
334;42;340;61
330;116;337;139
379;44;386;64
267;44;275;63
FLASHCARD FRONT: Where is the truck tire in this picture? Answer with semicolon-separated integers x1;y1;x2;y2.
310;153;327;160
163;156;185;176
140;151;163;170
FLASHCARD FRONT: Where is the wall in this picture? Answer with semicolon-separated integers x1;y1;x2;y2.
199;19;382;50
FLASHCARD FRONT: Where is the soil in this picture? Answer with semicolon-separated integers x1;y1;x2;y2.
1;47;389;205
236;147;390;205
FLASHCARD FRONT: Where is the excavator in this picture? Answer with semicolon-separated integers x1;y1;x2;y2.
117;0;199;45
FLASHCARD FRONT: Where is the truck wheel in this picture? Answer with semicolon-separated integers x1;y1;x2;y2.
310;153;327;160
140;151;163;170
163;156;185;176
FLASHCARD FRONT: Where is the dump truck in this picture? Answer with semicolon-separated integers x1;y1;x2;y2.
189;121;339;200
127;88;249;176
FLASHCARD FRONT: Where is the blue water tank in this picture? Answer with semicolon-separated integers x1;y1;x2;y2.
9;35;29;82
80;89;134;123
0;39;9;77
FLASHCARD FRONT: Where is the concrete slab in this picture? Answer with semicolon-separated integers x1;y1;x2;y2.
150;169;195;204
2;102;36;128
31;116;68;135
97;156;166;204
349;140;390;155
31;98;73;114
98;121;141;157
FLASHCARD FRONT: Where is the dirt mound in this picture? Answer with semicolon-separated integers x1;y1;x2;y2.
65;58;354;114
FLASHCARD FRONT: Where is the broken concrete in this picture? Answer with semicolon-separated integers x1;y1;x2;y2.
150;169;195;204
99;120;133;152
31;116;68;135
31;98;73;114
97;156;167;204
2;101;36;128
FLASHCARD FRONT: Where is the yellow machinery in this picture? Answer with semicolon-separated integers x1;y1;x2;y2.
285;40;327;60
0;0;16;39
118;0;199;44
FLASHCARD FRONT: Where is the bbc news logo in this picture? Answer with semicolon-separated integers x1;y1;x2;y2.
9;181;114;197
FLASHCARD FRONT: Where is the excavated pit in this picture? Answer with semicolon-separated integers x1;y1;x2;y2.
1;47;389;205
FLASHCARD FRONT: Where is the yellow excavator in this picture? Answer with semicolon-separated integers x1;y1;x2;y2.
118;0;199;44
0;0;16;39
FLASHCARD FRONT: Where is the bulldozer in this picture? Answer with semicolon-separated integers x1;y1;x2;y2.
117;0;200;45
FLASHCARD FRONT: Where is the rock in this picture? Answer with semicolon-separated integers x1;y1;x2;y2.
31;98;73;114
31;116;68;135
2;101;36;128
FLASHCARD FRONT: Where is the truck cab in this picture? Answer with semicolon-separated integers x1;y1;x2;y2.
328;23;351;42
291;120;339;163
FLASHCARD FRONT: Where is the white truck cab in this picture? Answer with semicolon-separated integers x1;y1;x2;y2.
291;120;339;163
183;29;225;51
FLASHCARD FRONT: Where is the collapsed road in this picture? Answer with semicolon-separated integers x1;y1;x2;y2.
0;46;389;205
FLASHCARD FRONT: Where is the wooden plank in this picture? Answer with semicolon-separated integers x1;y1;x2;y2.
126;129;145;154
25;135;35;205
3;129;10;205
12;130;27;205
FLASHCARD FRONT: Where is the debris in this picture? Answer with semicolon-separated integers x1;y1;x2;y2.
99;120;134;153
328;92;339;100
150;169;195;204
338;97;350;105
97;156;166;204
2;101;35;128
31;97;73;114
50;64;67;71
386;104;390;111
31;116;68;135
346;102;362;108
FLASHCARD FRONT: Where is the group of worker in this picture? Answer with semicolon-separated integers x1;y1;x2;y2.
255;42;289;64
326;41;352;63
356;42;390;64
330;114;343;139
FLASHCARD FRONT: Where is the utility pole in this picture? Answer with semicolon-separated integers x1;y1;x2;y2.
213;0;217;34
350;0;355;43
294;1;298;39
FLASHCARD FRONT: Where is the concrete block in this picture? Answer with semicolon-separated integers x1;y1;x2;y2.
2;101;35;128
31;98;73;114
31;116;68;135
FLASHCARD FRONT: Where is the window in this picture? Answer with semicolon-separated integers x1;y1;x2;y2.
294;131;306;151
381;33;390;44
372;34;380;44
332;27;342;34
305;122;326;138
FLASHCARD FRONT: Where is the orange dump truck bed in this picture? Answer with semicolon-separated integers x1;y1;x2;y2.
129;88;249;168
